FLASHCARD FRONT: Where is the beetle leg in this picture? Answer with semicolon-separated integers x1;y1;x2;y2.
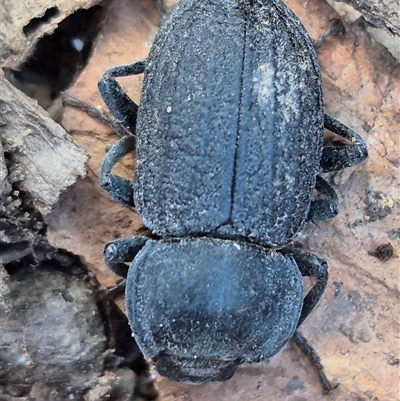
100;135;136;206
156;0;166;14
62;94;130;137
314;19;345;49
292;331;339;393
281;248;337;393
321;114;368;172
308;175;339;222
103;235;149;278
281;248;328;327
98;59;147;133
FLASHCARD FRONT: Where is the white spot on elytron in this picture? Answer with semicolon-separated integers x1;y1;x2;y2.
256;63;274;103
233;243;241;250
166;106;172;113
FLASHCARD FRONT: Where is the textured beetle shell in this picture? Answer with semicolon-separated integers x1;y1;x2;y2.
134;0;324;246
126;238;304;381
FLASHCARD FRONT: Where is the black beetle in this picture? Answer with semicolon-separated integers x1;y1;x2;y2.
97;0;367;391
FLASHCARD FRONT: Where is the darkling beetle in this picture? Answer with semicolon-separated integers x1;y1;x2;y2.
97;0;368;392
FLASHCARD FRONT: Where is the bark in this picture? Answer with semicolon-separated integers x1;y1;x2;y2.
333;0;400;35
0;71;88;211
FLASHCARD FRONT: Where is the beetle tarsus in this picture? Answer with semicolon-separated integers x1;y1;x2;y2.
321;114;368;172
314;19;345;49
292;331;339;394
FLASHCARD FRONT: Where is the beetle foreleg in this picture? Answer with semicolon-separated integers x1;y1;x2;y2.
321;114;368;172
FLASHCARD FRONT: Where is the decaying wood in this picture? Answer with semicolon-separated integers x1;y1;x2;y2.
0;0;102;70
0;149;149;400
0;71;88;211
329;0;400;36
325;0;400;60
0;141;12;197
0;263;107;394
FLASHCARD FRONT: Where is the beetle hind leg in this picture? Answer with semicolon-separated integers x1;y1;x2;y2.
292;331;339;393
282;248;337;392
284;248;329;327
321;114;368;172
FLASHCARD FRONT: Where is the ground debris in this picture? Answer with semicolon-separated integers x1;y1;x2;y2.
0;71;88;212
